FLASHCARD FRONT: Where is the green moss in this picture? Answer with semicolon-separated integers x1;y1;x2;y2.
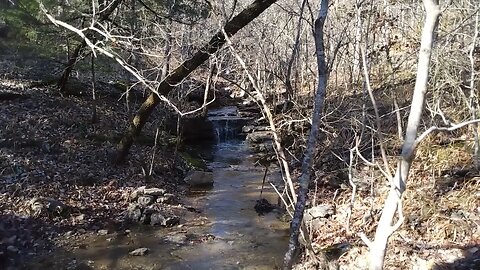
178;151;207;170
111;81;129;92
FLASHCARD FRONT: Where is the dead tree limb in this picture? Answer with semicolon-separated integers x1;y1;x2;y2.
114;0;279;163
283;0;329;268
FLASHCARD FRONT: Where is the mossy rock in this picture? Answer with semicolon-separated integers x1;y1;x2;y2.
111;81;129;92
178;151;207;170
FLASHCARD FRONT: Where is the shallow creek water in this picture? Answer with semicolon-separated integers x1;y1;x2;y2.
68;138;289;269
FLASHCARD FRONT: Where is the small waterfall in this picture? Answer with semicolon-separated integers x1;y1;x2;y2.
207;106;244;143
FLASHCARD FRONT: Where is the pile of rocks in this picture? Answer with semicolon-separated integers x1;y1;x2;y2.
126;186;179;227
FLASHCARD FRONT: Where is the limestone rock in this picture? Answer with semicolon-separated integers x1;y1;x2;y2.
184;170;214;187
164;233;187;245
130;186;146;200
149;212;179;227
98;229;109;236
182;116;215;142
304;204;334;223
137;195;154;207
126;204;142;221
157;193;175;204
129;247;149;256
149;212;167;226
242;125;255;133
131;186;166;200
143;188;166;196
246;131;273;144
28;197;69;217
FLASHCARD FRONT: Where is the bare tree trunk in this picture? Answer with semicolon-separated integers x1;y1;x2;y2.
162;18;172;80
58;0;122;95
90;52;98;123
285;0;307;100
283;0;329;269
58;40;86;94
351;0;363;87
114;0;279;164
366;1;440;269
469;14;479;169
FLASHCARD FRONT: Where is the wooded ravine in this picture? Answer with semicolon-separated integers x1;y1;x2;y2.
0;0;479;269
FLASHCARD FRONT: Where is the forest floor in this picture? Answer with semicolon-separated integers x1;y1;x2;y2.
291;81;480;269
1;41;479;270
0;43;200;269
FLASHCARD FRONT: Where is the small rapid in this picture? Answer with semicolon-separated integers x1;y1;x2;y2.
168;106;289;269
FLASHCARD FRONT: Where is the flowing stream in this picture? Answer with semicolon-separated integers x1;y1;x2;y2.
66;107;288;269
165;139;289;269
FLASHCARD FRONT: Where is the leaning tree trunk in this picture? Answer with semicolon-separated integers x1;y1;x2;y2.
283;0;329;269
58;0;122;94
115;0;279;163
58;40;86;94
367;1;440;269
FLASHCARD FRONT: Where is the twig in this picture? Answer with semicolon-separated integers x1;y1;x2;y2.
222;29;297;205
360;46;392;180
393;98;403;141
414;119;480;149
270;183;293;217
260;166;269;198
148;128;160;177
346;147;357;234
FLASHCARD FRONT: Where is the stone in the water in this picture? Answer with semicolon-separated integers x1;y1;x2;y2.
129;247;149;256
150;212;166;226
150;212;179;227
184;170;214;187
164;233;187;244
165;216;180;227
254;198;275;215
97;229;109;236
7;245;18;253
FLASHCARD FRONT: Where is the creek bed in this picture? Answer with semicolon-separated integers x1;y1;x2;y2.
59;138;288;270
